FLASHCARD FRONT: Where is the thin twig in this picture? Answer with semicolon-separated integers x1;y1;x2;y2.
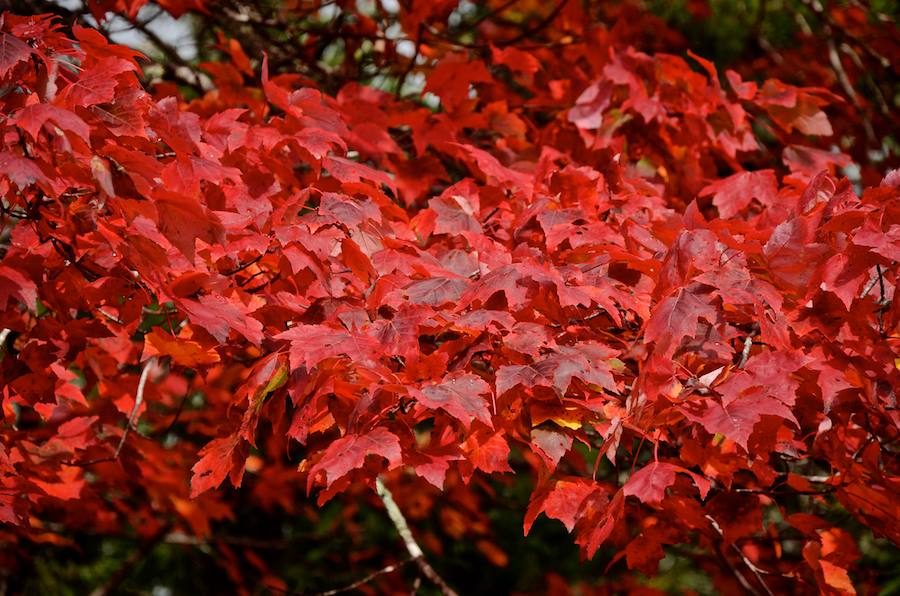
731;543;781;589
128;11;190;68
96;308;124;325
494;0;570;47
376;477;460;596
116;356;156;458
840;42;890;114
861;272;879;298
707;515;774;596
756;36;784;65
715;541;762;596
265;559;411;596
825;35;875;144
797;0;892;69
0;329;10;356
65;357;158;467
316;561;410;596
396;23;424;98
150;392;189;438
141;306;178;316
738;327;758;370
452;0;522;35
221;252;267;276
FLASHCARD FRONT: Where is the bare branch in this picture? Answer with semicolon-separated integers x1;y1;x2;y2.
707;515;775;596
96;308;124;325
264;558;410;596
840;42;890;114
738;327;758;370
65;357;158;467
316;561;410;596
861;271;880;298
396;23;424;98
495;0;570;47
825;35;875;144
376;476;460;596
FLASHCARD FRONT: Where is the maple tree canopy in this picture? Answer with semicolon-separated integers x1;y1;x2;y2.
1;1;900;594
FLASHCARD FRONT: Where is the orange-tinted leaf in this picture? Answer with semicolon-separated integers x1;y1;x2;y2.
143;327;221;367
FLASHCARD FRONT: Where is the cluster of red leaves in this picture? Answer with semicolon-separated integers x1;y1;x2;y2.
1;3;899;594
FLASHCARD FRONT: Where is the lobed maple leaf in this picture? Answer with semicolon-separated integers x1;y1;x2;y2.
10;104;91;143
413;371;493;431
524;477;608;534
190;435;250;499
61;57;137;108
423;53;493;112
680;388;797;451
699;170;780;218
3;8;898;594
0;265;37;310
0;151;49;188
306;427;402;492
644;288;719;358
279;323;382;372
0;32;31;77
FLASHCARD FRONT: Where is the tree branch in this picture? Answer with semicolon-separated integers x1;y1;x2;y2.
315;560;410;596
265;559;411;596
66;357;157;467
495;0;570;47
707;515;776;596
376;477;460;596
738;327;758;370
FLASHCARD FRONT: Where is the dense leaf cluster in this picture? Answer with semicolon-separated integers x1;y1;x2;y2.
1;2;900;594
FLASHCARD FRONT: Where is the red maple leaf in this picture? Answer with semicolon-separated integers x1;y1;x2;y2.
413;371;493;430
699;170;780;218
306;427;402;492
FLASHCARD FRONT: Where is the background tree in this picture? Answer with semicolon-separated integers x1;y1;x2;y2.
1;1;900;595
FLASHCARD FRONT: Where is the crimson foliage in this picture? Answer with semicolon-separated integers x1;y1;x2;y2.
1;2;900;594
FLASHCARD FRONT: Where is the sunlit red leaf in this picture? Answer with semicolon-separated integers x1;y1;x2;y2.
524;478;608;535
307;427;402;491
623;462;679;504
414;371;493;430
155;189;226;265
62;57;137;108
699;170;779;218
190;435;249;499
